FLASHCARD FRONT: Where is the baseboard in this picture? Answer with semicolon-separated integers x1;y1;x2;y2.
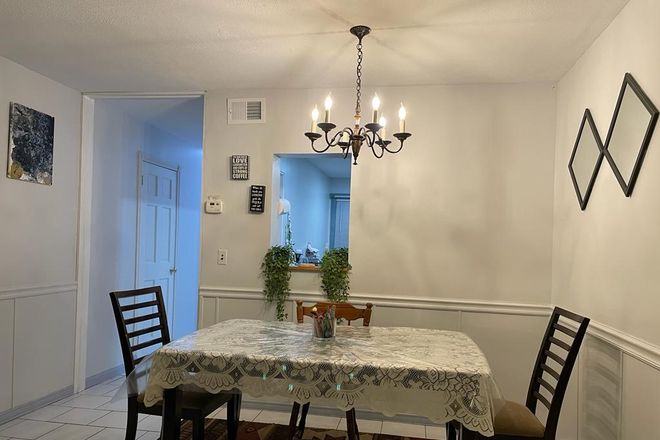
85;365;124;389
0;385;74;425
241;398;444;426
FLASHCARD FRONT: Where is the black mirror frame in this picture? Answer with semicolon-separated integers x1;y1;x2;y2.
568;109;604;211
603;73;659;197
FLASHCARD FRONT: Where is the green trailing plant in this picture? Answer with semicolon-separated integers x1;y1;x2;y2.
261;245;293;321
319;247;352;302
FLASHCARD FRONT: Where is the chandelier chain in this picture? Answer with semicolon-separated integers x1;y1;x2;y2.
355;39;363;116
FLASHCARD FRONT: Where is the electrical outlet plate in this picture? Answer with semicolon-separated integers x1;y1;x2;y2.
217;249;228;265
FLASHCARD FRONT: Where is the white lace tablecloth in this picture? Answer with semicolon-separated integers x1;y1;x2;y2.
142;319;503;436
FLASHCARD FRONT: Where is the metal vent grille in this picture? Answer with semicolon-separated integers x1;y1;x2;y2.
228;98;265;124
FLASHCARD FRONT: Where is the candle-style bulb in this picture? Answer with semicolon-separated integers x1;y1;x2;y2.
379;115;386;140
371;93;380;123
398;103;406;133
372;94;380;111
311;106;319;133
324;94;332;122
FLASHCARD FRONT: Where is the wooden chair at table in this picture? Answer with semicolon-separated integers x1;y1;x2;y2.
447;307;589;440
110;286;242;440
289;300;373;440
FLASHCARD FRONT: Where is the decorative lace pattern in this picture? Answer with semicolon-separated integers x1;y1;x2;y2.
143;319;502;436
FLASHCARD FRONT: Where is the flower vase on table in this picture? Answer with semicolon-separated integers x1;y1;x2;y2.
311;306;336;340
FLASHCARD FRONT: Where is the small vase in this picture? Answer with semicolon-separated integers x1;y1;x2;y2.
312;317;336;340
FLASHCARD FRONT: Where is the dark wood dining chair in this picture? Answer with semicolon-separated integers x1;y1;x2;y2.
289;300;373;440
110;286;241;440
447;307;589;440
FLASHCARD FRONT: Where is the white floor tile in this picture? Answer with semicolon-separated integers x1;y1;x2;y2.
59;395;112;409
238;409;262;422
96;399;127;412
425;425;447;440
381;421;426;438
254;410;289;425
209;408;227;419
0;419;23;432
88;412;147;429
82;385;119;397
304;415;340;430
51;408;109;425
137;432;160;440
0;420;62;439
87;428;145;440
339;418;383;434
21;406;72;422
36;424;104;440
137;415;161;432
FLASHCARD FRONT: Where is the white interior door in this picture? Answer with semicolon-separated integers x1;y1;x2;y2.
137;159;179;335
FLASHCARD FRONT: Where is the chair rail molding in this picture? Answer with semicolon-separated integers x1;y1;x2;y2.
0;282;78;301
199;286;553;316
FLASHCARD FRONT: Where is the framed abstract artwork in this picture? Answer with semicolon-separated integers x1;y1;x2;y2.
6;102;55;185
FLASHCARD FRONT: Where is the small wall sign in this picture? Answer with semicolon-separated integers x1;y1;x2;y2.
249;185;266;213
231;155;250;180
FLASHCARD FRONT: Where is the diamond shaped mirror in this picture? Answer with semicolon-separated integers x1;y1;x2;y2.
569;109;604;211
603;73;659;196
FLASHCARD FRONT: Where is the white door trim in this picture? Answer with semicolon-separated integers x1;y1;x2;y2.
135;153;181;333
73;96;95;393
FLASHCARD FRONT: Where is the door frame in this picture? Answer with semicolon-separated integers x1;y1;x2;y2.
75;92;204;392
135;152;181;333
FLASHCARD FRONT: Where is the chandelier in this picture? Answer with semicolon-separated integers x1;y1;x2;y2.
304;25;411;165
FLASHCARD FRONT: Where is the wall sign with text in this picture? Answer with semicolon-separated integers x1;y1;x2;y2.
249;185;266;213
231;155;250;180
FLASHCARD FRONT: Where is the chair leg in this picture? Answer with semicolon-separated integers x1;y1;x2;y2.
289;403;301;440
446;422;456;440
346;408;359;440
192;412;205;440
125;397;139;440
227;392;243;440
298;403;310;433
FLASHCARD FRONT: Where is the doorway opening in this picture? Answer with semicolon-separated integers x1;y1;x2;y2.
81;96;204;387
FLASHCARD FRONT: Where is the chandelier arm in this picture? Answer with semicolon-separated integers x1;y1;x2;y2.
383;136;406;154
310;141;332;153
367;132;385;158
325;127;348;147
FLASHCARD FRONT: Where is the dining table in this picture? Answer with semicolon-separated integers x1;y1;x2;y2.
139;319;504;439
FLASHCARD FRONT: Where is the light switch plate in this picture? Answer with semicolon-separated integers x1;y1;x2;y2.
217;249;228;265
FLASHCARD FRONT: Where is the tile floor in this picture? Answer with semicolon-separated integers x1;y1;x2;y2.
0;377;446;440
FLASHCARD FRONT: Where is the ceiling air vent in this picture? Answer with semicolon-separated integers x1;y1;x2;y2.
227;98;266;124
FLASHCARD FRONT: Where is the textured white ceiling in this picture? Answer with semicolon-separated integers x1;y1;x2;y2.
0;0;629;92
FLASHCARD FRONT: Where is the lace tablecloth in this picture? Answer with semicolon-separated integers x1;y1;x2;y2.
142;319;503;436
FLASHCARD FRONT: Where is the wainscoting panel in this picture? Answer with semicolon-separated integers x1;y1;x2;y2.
0;299;15;413
621;355;660;439
12;289;77;407
368;306;460;331
579;335;622;440
200;296;217;328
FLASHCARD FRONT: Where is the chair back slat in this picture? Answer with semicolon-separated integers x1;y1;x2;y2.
296;300;373;326
526;307;589;440
109;286;171;377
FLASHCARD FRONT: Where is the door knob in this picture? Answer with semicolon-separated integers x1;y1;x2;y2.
169;267;177;274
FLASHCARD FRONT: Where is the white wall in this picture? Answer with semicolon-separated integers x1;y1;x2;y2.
552;0;660;437
280;157;331;255
87;98;203;378
199;82;560;429
201;83;558;302
0;56;81;413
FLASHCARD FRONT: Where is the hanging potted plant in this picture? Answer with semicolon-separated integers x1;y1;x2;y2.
261;245;293;321
319;247;352;302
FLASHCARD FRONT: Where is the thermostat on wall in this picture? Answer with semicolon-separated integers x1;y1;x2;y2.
205;196;224;214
